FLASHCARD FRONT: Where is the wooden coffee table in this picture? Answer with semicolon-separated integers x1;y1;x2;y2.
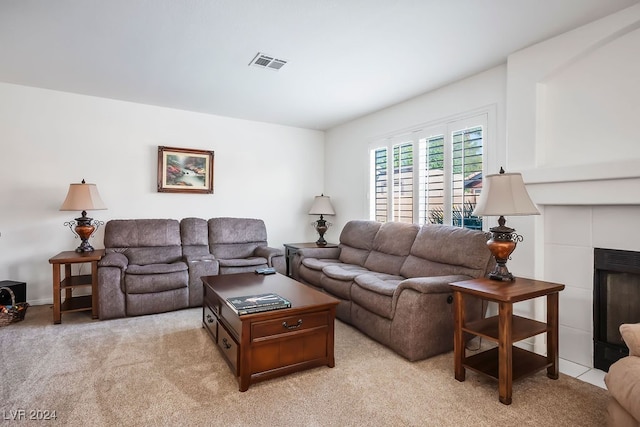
202;272;339;391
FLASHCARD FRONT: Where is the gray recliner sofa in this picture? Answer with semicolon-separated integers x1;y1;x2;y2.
208;217;286;274
291;220;494;361
97;217;284;319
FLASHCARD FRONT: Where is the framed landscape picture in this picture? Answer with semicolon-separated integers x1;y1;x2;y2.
157;146;214;194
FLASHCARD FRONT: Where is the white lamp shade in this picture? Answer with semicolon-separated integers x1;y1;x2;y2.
60;181;107;211
472;172;539;216
308;195;335;215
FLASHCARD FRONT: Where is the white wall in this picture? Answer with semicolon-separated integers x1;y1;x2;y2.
324;65;508;234
506;3;640;366
0;82;325;304
507;2;640;173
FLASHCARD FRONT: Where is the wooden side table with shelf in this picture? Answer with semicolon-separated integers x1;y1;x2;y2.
48;250;104;324
450;277;565;405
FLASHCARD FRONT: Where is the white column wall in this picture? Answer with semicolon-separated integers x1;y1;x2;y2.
506;3;640;366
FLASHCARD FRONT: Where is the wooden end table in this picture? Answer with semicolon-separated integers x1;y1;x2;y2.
450;277;565;405
202;272;339;391
48;250;104;324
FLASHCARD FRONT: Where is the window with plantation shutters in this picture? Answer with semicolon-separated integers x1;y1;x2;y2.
373;147;388;222
393;142;413;223
418;135;445;225
370;111;488;230
451;126;483;229
372;142;414;223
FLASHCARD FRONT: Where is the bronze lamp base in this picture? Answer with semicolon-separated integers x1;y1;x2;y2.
486;216;523;282
313;215;330;246
64;210;103;253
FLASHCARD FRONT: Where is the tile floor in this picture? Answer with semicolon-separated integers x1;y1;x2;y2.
560;358;606;389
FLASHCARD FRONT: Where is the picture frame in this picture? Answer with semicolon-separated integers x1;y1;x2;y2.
157;146;214;194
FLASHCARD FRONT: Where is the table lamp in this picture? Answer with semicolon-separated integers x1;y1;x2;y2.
309;194;335;246
472;168;539;281
60;179;107;253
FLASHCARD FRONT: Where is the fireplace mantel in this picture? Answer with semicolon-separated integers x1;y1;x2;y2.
521;159;640;206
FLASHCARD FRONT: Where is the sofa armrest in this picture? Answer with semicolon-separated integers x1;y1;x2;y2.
296;247;341;259
393;275;478;316
98;252;129;270
254;246;284;266
395;275;485;326
397;275;472;294
184;254;219;307
97;254;128;319
291;247;341;280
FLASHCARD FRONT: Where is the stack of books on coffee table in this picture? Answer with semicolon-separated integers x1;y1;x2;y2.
226;293;291;315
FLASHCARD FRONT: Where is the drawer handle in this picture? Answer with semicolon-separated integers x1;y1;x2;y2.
222;337;232;349
282;319;303;330
206;314;215;323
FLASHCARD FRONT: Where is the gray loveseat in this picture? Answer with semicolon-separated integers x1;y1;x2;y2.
97;217;284;319
291;220;494;361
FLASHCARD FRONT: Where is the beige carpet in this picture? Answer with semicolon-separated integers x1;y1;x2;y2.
0;305;608;426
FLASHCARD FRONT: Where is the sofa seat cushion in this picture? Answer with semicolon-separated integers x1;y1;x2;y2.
124;270;188;294
218;257;267;267
354;273;405;296
605;356;640;422
319;275;354;300
322;264;370;281
301;257;343;271
117;246;183;266
351;274;404;319
126;262;188;275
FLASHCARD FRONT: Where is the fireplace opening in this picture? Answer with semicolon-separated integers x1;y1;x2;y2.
594;248;640;371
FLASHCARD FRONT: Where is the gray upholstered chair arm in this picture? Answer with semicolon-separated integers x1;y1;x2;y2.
98;252;129;270
254;246;284;264
389;275;475;320
296;247;341;259
184;254;219;307
397;275;473;295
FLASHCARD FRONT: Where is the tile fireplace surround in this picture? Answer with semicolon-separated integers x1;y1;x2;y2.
525;165;640;368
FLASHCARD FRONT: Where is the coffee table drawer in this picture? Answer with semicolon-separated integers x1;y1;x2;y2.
251;311;329;341
203;304;218;341
203;288;220;316
218;323;239;375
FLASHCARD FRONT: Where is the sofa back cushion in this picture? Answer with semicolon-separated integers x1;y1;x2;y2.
208;217;267;259
180;217;210;257
364;222;420;275
400;224;492;278
104;219;183;265
338;220;381;266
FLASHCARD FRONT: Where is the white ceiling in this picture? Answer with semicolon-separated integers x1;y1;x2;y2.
0;0;637;130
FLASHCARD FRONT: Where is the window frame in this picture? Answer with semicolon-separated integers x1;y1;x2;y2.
368;108;493;228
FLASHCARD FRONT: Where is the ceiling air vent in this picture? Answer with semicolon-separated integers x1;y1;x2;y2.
249;52;287;71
